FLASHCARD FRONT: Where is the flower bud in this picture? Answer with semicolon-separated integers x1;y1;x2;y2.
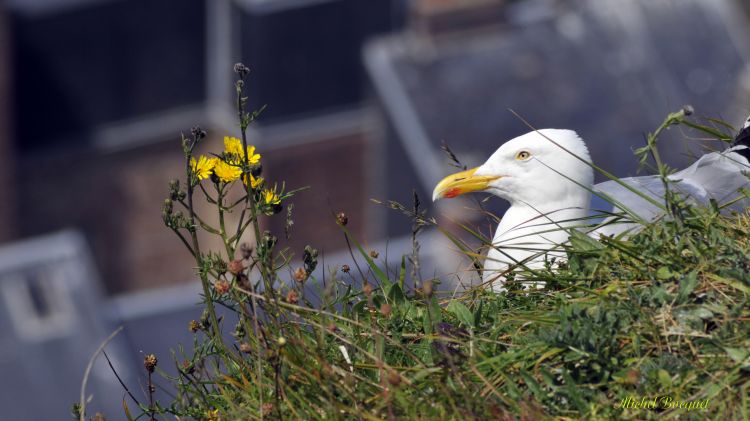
163;199;173;215
200;309;211;329
233;321;246;339
240;242;253;259
263;231;277;250
188;320;201;333
303;245;318;274
190;126;206;140
168;179;180;200
181;360;195;374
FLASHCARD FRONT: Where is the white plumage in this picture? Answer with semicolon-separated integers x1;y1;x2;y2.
433;125;750;289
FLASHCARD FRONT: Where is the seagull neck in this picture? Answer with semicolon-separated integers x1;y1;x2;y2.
495;197;590;242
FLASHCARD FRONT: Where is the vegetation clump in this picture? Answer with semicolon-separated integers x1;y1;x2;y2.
79;66;749;421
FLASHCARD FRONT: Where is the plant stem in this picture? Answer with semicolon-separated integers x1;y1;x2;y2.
185;145;225;351
148;371;155;421
233;72;267;419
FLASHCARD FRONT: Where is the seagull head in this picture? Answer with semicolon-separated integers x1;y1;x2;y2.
432;129;594;207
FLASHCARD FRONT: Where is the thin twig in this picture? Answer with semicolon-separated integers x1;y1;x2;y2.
80;326;124;421
102;350;142;407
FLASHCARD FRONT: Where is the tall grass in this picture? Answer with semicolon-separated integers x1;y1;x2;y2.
79;67;750;421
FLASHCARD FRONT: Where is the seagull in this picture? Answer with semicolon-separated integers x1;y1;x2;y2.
432;119;750;289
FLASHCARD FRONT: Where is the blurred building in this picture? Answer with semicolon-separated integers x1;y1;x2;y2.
0;231;129;419
0;6;14;243
2;0;750;417
366;0;750;233
7;0;406;293
1;1;407;417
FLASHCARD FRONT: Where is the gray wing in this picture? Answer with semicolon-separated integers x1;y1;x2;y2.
590;148;750;237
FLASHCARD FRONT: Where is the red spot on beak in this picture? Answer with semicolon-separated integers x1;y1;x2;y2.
444;188;461;198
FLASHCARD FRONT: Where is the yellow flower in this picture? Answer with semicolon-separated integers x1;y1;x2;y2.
190;155;216;180
244;144;261;165
263;189;281;205
223;136;243;155
244;173;264;189
213;160;242;183
205;409;220;421
224;136;261;165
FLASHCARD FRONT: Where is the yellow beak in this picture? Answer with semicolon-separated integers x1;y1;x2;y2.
432;167;501;201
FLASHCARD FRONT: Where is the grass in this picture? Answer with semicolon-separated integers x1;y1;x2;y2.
77;66;750;421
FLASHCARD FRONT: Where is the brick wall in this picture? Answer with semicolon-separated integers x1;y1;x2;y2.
264;132;372;261
17;125;374;293
18;138;202;292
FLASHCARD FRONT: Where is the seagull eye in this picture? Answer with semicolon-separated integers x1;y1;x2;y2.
515;150;531;160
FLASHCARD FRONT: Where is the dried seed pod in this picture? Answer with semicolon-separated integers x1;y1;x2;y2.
237;273;251;289
363;283;373;296
422;280;433;298
143;354;158;373
261;403;274;416
293;267;308;283
227;259;244;275
380;303;392;317
233;62;250;78
387;370;401;387
336;211;348;226
286;289;299;304
213;280;230;295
